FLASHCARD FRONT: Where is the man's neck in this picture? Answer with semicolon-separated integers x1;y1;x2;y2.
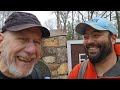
95;51;117;77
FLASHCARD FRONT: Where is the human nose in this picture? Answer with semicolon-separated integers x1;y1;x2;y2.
85;36;95;44
24;42;37;55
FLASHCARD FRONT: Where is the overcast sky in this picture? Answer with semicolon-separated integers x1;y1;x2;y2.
21;11;55;26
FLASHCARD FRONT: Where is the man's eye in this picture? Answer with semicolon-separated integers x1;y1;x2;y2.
34;41;41;45
93;34;100;37
83;36;89;39
17;38;28;43
18;38;26;42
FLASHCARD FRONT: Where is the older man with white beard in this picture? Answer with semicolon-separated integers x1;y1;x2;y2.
0;12;50;79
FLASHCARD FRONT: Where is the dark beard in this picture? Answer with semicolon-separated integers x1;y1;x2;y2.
84;39;112;64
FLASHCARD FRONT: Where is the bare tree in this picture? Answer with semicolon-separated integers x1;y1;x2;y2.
46;11;119;40
44;19;56;30
90;11;94;19
54;11;62;30
0;11;14;29
78;11;85;22
60;11;70;32
115;11;120;38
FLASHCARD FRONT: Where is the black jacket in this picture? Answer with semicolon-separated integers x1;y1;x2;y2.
0;67;43;79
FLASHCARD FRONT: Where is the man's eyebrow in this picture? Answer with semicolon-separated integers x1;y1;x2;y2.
16;32;26;37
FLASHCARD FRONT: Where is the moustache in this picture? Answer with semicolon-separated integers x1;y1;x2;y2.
86;42;100;49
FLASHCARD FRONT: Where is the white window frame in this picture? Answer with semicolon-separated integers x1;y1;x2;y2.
67;40;84;74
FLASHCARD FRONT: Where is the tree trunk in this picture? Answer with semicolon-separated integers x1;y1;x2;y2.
115;11;120;38
57;11;60;30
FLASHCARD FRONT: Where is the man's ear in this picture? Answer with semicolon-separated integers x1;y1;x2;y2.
111;34;117;44
0;33;4;41
0;33;4;52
